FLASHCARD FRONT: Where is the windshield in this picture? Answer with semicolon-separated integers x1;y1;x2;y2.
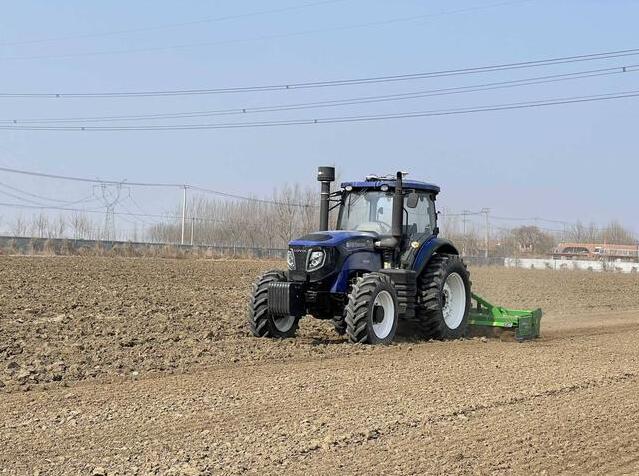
337;190;394;234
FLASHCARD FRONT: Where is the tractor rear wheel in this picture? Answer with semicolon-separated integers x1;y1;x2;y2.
247;270;300;338
345;272;398;344
415;254;471;339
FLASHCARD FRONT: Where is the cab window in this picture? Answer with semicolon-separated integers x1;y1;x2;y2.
405;193;435;238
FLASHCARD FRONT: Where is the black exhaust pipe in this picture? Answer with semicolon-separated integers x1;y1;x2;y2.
391;171;404;244
317;166;335;231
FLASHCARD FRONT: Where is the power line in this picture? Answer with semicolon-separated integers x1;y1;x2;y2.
123;193;154;224
2;194;634;240
0;0;533;62
0;166;184;187
2;46;638;98
441;211;483;217
490;214;571;225
4;64;637;125
0;188;50;206
2;88;637;131
0;0;349;47
0;166;316;208
118;203;150;226
491;224;567;234
1;166;636;226
187;185;315;207
0;184;99;209
0;200;224;224
446;211;629;235
117;212;149;229
0;180;98;205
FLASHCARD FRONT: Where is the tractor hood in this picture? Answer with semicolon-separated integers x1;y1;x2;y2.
289;230;377;248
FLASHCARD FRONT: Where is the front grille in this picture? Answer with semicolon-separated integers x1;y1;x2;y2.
290;247;308;271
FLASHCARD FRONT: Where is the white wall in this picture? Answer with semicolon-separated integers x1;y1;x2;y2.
504;258;639;274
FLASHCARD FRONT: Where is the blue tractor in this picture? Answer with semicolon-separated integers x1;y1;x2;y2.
248;166;473;345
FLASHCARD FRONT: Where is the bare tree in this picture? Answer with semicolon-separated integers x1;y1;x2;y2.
273;184;301;245
131;178;639;259
601;220;635;245
507;226;556;255
70;212;93;239
145;182;318;249
31;212;49;238
567;220;635;245
301;188;318;236
51;214;66;238
567;220;599;243
11;214;28;237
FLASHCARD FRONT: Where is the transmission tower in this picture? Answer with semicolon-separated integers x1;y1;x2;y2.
94;183;127;241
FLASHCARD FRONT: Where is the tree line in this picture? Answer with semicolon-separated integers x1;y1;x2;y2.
2;184;636;257
442;218;636;257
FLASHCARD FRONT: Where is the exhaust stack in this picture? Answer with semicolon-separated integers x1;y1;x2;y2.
391;170;404;243
317;166;335;231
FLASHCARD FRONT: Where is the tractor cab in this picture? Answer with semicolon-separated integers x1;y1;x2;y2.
337;177;440;254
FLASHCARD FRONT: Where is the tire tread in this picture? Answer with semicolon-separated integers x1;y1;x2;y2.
414;254;470;339
247;270;299;338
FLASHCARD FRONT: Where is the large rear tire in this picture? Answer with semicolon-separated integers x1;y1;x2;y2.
247;270;299;338
345;273;399;345
415;254;471;339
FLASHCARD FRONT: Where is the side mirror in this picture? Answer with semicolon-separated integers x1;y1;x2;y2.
406;192;419;209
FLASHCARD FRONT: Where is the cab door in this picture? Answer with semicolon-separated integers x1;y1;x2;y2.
401;192;437;267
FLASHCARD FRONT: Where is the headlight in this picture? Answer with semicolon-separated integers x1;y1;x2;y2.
306;250;325;271
287;249;296;270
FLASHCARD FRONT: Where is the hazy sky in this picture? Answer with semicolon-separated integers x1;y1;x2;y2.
0;0;637;235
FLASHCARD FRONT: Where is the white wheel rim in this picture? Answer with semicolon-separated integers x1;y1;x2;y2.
442;272;466;330
372;290;395;339
273;315;296;332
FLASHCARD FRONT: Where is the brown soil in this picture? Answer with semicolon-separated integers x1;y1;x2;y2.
1;256;638;474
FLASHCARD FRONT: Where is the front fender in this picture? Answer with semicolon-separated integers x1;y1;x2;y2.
330;251;382;293
411;237;459;276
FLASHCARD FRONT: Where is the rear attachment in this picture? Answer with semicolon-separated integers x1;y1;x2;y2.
468;293;542;341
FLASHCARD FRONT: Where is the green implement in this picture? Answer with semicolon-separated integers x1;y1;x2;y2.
468;293;542;341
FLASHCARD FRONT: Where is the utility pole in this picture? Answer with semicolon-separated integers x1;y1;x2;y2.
190;217;195;246
462;210;468;236
461;210;470;256
181;186;187;245
481;208;490;262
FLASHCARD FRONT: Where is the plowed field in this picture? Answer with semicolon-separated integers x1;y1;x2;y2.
1;257;638;475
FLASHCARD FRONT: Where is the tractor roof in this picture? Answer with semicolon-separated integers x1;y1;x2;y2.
341;179;440;194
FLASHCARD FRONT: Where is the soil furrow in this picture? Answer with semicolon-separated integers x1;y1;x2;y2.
1;256;638;474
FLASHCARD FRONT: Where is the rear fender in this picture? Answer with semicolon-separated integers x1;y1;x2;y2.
411;237;459;277
330;251;382;293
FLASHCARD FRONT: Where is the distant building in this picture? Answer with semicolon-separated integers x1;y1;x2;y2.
552;242;639;262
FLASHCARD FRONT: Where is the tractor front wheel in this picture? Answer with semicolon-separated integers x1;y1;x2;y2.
415;254;471;339
345;273;399;345
247;270;300;338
